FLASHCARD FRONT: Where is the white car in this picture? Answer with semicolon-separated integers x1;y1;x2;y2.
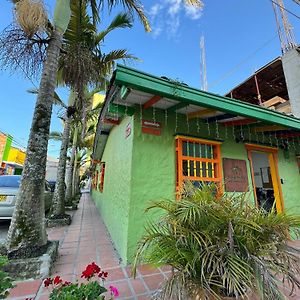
0;175;53;219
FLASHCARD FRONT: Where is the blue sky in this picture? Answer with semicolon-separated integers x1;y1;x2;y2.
0;0;300;157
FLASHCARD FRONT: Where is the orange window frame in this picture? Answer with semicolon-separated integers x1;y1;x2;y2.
176;135;223;194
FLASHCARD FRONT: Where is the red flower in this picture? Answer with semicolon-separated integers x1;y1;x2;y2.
53;275;63;285
44;277;53;287
81;262;101;280
62;281;71;287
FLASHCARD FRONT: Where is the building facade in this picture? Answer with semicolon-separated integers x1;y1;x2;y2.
92;65;300;264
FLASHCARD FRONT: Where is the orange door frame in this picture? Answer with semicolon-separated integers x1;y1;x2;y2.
245;143;284;212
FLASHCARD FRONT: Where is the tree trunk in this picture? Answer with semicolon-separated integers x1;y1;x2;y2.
6;30;63;257
65;127;77;203
51;116;71;217
72;151;78;197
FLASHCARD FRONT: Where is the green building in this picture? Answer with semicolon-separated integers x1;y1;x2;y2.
91;65;300;265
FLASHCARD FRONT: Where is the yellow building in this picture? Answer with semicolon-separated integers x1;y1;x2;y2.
7;147;26;165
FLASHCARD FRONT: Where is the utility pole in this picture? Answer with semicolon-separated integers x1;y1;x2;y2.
271;0;297;53
200;35;208;91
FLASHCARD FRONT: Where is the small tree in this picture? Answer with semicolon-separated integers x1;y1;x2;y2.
134;184;300;300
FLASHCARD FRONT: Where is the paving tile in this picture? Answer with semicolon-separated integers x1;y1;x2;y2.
105;267;126;281
129;278;148;295
52;262;75;275
137;264;161;276
110;280;133;298
8;279;42;298
143;273;165;291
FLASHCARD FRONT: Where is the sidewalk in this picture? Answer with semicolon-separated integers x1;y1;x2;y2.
7;193;171;300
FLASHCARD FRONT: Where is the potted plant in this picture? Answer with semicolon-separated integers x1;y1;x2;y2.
133;183;300;299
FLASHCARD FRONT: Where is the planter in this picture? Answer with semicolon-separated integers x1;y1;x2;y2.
0;241;58;280
46;214;72;227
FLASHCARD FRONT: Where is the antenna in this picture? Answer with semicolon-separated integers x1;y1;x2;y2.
200;35;208;91
272;0;297;53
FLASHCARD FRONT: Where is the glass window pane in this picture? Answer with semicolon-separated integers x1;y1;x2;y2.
182;160;188;176
182;141;188;156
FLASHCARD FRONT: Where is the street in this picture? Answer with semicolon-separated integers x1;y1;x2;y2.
0;220;9;243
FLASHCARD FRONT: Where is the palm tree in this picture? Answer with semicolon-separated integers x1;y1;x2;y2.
6;0;203;257
59;2;135;202
6;0;151;258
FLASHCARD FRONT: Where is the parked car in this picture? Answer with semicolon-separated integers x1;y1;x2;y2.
47;180;56;192
0;175;53;219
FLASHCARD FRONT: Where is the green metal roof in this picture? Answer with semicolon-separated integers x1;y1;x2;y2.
114;64;300;131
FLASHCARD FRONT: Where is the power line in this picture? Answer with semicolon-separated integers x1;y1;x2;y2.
269;0;300;20
209;34;278;90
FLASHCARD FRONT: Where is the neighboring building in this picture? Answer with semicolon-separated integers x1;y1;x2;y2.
46;156;59;182
92;65;300;264
226;47;300;119
2;146;26;175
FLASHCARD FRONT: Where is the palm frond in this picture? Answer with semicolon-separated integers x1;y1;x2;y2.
95;13;132;44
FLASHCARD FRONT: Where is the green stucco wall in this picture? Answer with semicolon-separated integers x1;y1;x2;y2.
93;107;300;264
126;108;258;262
92;116;134;262
278;150;300;215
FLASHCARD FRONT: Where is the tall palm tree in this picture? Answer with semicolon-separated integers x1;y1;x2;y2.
6;0;150;258
6;0;203;257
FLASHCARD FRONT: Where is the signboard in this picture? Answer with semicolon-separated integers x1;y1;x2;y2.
0;133;7;164
223;158;249;192
141;119;162;136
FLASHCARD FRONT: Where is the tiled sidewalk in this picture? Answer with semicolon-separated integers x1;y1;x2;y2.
6;193;300;300
7;193;171;300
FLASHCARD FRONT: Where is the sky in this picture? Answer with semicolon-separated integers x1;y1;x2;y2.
0;0;300;157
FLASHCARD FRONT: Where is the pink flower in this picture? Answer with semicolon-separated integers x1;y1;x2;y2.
109;285;119;297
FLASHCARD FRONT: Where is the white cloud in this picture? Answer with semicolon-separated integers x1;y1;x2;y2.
166;0;181;16
149;3;163;17
184;5;202;20
148;0;203;39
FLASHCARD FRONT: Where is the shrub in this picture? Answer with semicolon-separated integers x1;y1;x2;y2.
0;256;14;299
134;184;300;299
45;262;119;300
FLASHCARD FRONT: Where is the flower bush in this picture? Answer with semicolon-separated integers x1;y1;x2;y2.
45;262;119;300
0;256;14;299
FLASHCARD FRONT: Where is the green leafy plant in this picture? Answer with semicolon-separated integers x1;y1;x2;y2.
0;256;14;299
45;262;119;300
133;183;300;300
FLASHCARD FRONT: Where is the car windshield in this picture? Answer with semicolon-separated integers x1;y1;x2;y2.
0;176;21;187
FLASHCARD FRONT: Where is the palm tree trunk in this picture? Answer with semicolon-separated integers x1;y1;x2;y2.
72;151;78;197
6;30;63;257
51;116;71;217
65;127;77;203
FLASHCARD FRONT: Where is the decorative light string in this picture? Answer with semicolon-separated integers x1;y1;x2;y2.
215;119;220;139
207;119;211;136
196;117;200;133
268;132;273;146
186;107;190;133
139;98;143;123
152;106;156;123
165;109;168;126
240;125;244;141
225;124;228;139
247;124;251;142
232;125;236;140
275;132;279;148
